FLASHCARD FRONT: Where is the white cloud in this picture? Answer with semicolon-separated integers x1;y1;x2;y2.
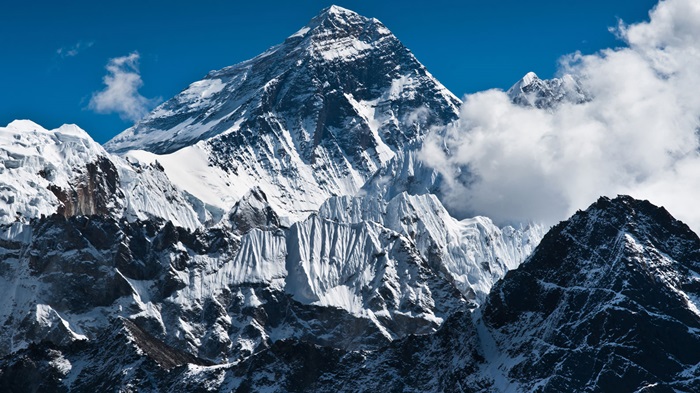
420;0;700;232
88;52;160;122
56;41;94;58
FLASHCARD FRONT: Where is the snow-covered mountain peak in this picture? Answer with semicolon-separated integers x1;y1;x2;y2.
518;71;540;87
104;6;460;221
307;4;365;29
507;71;588;109
3;119;103;153
290;5;395;62
323;4;356;17
289;4;390;44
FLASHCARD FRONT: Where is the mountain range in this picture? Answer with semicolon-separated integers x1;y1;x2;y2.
0;5;697;393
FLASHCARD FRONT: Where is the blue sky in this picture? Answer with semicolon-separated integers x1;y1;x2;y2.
0;0;658;143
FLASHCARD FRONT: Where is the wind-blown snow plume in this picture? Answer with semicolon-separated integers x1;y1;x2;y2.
89;52;160;121
421;0;700;231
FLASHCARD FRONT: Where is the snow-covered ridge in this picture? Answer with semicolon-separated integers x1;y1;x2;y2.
0;120;205;229
319;193;544;302
0;120;107;223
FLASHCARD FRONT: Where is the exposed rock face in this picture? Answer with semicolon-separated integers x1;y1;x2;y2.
228;187;281;233
48;156;123;218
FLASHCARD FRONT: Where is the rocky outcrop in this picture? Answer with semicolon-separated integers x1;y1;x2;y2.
47;156;123;218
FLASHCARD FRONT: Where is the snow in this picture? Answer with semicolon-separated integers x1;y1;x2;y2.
520;71;539;87
125;145;239;210
182;78;226;102
326;5;355;16
315;37;373;61
34;304;88;341
315;284;364;312
116;156;205;229
0;120;105;224
344;94;395;163
242;288;263;308
48;351;73;375
319;192;544;303
289;26;310;39
123;129;367;223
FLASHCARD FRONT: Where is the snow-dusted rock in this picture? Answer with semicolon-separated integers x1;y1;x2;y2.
0;120;115;224
478;195;700;391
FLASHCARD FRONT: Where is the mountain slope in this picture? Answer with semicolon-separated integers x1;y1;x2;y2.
204;195;700;392
0;198;468;366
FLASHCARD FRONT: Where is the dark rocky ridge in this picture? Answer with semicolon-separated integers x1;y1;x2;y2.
481;195;700;392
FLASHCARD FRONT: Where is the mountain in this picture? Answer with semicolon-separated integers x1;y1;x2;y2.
507;71;587;109
0;188;536;366
318;193;543;303
221;195;697;392
105;5;461;222
1;6;696;391
0;7;548;388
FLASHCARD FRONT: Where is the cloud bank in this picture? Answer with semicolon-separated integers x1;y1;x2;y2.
89;52;160;122
421;0;700;231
